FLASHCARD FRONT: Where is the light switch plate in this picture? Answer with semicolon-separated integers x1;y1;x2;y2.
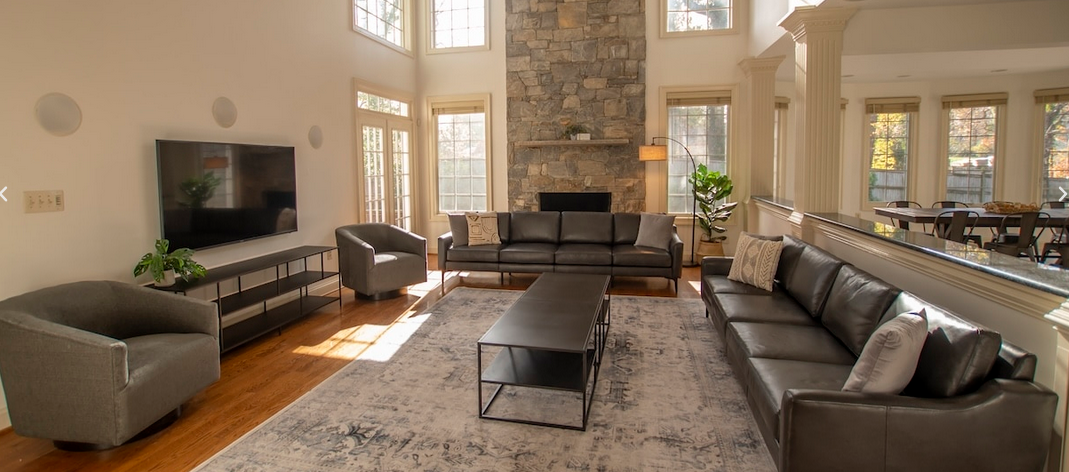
24;190;64;213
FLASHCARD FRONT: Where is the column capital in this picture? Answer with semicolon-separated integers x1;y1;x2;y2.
778;6;856;42
739;56;785;77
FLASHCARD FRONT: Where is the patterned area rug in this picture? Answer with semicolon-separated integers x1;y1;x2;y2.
194;288;775;471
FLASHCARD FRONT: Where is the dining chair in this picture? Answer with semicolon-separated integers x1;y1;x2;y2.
983;211;1051;262
931;210;981;245
931;200;969;209
885;200;923;232
1041;218;1069;266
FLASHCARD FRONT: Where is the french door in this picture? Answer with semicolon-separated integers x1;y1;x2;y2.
360;118;413;231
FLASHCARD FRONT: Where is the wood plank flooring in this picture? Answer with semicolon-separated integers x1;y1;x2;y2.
0;258;703;472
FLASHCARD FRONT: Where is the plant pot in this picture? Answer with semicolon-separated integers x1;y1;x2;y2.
157;270;176;287
696;240;725;258
575;133;591;141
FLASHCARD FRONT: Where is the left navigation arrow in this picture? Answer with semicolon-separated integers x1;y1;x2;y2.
0;187;7;202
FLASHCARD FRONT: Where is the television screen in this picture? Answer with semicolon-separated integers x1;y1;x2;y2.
156;140;297;250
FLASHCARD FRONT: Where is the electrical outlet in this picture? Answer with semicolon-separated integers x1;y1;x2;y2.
326;251;333;261
24;190;64;213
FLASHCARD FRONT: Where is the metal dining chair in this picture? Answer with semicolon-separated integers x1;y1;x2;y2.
983;212;1051;262
931;200;969;209
885;200;923;232
931;210;981;245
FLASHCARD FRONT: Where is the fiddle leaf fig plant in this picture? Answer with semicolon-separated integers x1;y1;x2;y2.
133;239;207;284
688;164;738;243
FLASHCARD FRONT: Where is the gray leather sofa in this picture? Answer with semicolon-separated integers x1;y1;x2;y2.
438;211;684;290
701;235;1057;472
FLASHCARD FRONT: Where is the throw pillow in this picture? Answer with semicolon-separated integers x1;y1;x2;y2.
465;212;501;246
727;233;783;291
447;214;469;246
634;213;675;250
842;308;928;395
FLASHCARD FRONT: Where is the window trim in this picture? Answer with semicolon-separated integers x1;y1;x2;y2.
937;92;1008;204
1032;87;1069;203
659;0;737;38
860;97;920;211
353;79;416;227
426;93;493;221
426;0;490;55
773;97;789;199
353;0;414;56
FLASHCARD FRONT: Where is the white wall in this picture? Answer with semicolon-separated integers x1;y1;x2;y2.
0;0;417;428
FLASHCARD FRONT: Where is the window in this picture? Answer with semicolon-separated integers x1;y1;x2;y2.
773;97;788;199
1036;88;1069;203
942;93;1007;204
431;96;490;214
663;0;733;35
863;97;919;207
429;0;487;52
354;0;409;51
666;90;731;214
355;82;414;229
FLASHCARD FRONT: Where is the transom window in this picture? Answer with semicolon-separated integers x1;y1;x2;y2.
664;0;733;35
1036;88;1069;203
430;0;487;51
864;97;919;206
432;98;490;214
354;0;408;50
942;93;1006;204
357;91;410;117
666;90;731;214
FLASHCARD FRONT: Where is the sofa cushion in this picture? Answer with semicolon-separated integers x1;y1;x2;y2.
842;309;928;394
613;213;641;244
746;358;853;441
510;211;560;243
555;244;613;266
560;212;614;244
785;244;846;318
728;233;783;291
465;212;501;246
634;213;674;250
446;244;502;263
820;265;903;356
612;244;671;268
712;293;820;327
447;214;469;246
499;243;557;264
728;322;856;365
778;235;806;283
703;274;776;296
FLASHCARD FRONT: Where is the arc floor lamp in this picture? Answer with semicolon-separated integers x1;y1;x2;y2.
639;136;700;267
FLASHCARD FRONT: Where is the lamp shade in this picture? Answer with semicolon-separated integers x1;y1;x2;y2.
639;144;668;161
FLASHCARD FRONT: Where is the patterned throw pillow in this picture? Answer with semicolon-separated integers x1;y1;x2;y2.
727;233;783;291
465;213;501;246
842;309;928;394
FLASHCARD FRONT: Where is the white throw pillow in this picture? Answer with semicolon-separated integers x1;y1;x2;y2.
465;213;501;246
842;309;928;394
727;233;783;291
634;213;674;250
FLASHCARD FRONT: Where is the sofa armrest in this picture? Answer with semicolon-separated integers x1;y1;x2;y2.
779;379;1056;472
385;224;427;258
437;233;454;271
670;230;684;278
701;256;734;276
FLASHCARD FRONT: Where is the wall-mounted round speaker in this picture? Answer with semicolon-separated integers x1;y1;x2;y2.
212;97;238;128
308;125;323;149
35;93;82;136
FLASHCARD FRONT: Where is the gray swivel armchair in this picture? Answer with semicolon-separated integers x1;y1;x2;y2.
336;223;428;300
0;281;220;450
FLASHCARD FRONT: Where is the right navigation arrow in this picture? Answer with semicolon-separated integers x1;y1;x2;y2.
1061;187;1067;202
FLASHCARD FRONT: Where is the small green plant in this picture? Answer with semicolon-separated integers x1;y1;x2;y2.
133;239;207;284
560;123;588;139
688;164;738;242
179;172;221;208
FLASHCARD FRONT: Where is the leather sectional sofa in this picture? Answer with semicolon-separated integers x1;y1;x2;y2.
701;235;1057;472
437;211;684;290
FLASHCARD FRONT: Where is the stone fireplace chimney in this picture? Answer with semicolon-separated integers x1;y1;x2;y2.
505;0;647;212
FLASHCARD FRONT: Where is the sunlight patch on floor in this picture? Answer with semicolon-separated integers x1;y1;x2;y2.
357;312;431;362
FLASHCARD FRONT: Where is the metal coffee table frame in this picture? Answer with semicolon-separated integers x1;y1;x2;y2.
477;273;611;431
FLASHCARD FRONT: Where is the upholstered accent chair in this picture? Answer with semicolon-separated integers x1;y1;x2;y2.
336;223;428;300
0;281;220;449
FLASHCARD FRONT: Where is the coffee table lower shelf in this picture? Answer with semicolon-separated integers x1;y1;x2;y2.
478;347;600;430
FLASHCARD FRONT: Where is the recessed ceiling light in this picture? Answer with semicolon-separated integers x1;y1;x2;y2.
991;69;1008;73
896;74;911;78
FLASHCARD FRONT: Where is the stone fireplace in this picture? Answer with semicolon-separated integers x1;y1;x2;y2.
505;0;647;212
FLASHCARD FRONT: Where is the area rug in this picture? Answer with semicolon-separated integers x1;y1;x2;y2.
193;288;775;472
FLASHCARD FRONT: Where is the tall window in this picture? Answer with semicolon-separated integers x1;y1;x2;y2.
356;83;414;230
1036;88;1069;203
354;0;408;50
864;97;919;206
667;90;730;214
942;93;1006;204
430;0;487;52
663;0;733;35
773;97;788;199
432;97;490;214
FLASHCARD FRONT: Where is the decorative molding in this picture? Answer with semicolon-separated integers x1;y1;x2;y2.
738;56;785;76
778;6;856;41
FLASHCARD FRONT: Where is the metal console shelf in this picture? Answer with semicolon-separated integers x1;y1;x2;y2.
157;245;340;353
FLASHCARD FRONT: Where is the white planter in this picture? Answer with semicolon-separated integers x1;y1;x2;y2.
576;133;591;140
157;270;176;287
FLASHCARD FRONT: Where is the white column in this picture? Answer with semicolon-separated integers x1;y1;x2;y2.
740;56;785;199
779;6;855;219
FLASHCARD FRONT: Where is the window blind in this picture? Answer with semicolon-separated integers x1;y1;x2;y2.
432;101;485;115
666;90;731;106
941;92;1008;109
775;96;789;110
1034;87;1069;104
865;97;920;114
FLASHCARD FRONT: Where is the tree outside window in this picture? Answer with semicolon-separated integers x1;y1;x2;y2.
431;0;486;50
867;113;910;202
946;106;998;203
354;0;407;50
1040;101;1069;203
665;0;732;33
435;105;488;213
667;97;730;214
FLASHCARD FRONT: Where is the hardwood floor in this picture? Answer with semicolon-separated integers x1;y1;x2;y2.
0;257;703;472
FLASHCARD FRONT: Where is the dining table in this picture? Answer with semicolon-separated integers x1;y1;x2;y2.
874;206;1069;228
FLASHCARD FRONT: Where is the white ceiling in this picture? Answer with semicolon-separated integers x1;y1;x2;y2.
824;0;1036;8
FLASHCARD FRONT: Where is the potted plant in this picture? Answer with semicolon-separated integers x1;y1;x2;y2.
134;239;207;286
689;164;738;257
560;123;589;140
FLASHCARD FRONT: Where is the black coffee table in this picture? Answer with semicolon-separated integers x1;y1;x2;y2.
477;272;611;430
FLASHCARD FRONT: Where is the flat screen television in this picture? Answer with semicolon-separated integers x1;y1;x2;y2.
156;140;297;250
